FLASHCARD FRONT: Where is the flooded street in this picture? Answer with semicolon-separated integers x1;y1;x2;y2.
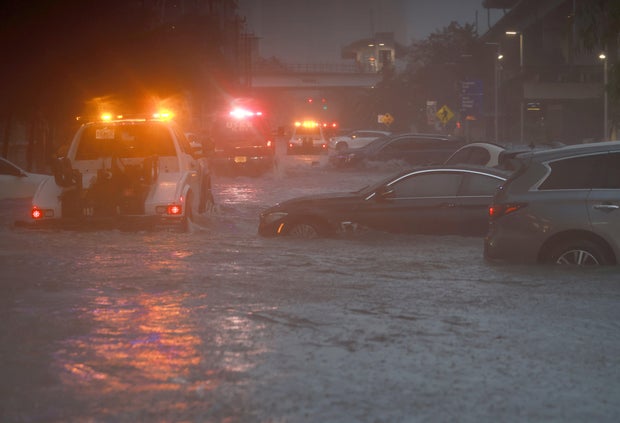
2;157;620;422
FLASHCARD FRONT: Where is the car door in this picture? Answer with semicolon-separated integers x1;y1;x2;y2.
455;171;506;235
587;152;620;247
352;171;463;234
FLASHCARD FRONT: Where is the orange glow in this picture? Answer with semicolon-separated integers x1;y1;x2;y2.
167;205;182;215
153;109;174;120
31;207;42;219
294;120;319;128
101;113;113;121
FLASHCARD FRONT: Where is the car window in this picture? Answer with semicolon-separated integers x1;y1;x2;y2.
466;147;492;165
173;127;193;155
459;173;504;196
389;172;462;197
539;153;608;190
606;152;620;189
0;159;21;176
76;123;177;160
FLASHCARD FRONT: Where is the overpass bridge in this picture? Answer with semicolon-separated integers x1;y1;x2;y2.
246;63;386;130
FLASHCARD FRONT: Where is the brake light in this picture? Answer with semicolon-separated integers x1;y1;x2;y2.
488;203;526;220
32;207;42;219
167;205;182;215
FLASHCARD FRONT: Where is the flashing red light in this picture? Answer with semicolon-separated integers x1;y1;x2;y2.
31;207;42;219
167;205;183;215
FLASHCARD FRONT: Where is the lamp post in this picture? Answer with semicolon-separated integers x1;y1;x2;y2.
599;53;608;141
485;42;503;143
506;31;524;143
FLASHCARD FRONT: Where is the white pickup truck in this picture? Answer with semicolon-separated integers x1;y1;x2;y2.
28;115;213;230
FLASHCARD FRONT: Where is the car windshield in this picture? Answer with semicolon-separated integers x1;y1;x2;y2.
75;122;176;160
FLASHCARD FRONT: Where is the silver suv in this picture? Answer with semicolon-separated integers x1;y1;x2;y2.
484;141;620;265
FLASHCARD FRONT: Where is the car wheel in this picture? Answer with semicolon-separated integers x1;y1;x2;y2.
286;222;321;239
546;239;612;265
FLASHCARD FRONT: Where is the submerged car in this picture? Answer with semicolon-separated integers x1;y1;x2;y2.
259;165;509;238
329;132;465;168
0;157;49;200
328;129;391;151
27;114;213;230
485;141;620;265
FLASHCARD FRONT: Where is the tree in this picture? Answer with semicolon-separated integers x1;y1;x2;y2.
380;22;482;132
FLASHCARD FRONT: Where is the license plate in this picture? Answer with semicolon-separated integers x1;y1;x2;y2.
234;156;247;163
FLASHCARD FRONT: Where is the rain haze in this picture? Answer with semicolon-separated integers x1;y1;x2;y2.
2;1;620;422
238;0;503;63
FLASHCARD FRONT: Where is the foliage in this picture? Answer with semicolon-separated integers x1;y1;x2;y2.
371;22;482;132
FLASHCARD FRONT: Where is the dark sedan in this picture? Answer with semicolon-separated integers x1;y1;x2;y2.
258;165;509;238
328;132;465;168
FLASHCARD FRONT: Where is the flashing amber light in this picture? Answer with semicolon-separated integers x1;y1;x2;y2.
101;113;113;121
31;207;42;219
153;110;174;121
294;120;319;128
167;205;182;215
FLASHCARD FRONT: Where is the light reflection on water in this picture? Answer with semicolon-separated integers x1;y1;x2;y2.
51;280;269;418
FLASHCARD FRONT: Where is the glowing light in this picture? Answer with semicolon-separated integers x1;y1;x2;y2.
167;205;182;215
153;110;174;120
294;120;319;128
101;113;113;121
31;207;42;219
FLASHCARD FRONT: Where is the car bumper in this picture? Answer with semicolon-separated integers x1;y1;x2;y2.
484;223;542;264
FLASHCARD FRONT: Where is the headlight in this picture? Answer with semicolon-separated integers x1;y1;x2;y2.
261;211;288;224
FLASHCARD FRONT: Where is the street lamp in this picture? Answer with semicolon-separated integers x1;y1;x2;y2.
485;42;503;143
599;53;608;141
506;30;524;143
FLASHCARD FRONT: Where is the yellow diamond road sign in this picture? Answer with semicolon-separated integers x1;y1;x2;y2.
436;105;454;124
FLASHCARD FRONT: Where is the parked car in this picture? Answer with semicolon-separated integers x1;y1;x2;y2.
329;129;391;151
26;113;213;230
259;165;509;238
0;157;49;200
287;120;328;154
444;142;506;168
329;133;465;168
446;142;566;171
485;141;620;265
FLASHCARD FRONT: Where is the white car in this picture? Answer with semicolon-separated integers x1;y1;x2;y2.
444;142;506;168
0;157;49;200
329;129;391;151
28;114;213;230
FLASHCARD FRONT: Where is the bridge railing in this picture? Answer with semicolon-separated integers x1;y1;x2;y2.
252;61;378;75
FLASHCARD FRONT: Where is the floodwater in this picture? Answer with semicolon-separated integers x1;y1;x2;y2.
1;153;620;423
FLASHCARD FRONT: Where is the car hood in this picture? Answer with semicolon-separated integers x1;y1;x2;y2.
268;191;363;211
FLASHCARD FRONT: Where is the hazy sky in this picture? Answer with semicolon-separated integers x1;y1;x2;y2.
237;0;504;63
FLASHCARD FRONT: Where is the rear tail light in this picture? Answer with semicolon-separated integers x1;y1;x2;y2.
32;207;43;219
31;207;53;219
167;205;182;216
489;203;526;221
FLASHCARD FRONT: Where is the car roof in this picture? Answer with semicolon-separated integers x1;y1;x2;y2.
514;140;620;162
393;164;511;179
